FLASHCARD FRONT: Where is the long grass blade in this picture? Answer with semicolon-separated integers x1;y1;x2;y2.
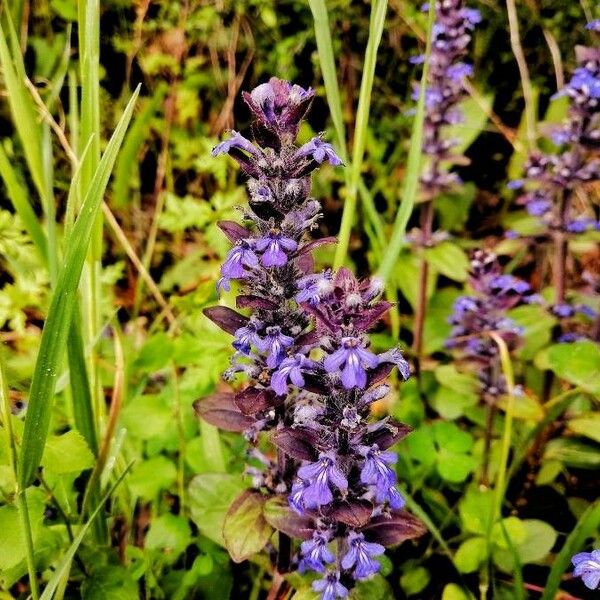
18;86;140;488
307;0;348;161
377;1;435;282
541;500;600;600
0;17;45;200
334;0;388;268
39;465;132;600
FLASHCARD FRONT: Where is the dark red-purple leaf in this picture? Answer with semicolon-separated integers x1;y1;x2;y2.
361;511;427;546
354;301;393;330
367;362;395;387
217;220;249;243
234;386;272;416
327;500;373;528
263;496;315;540
296;237;337;257
271;427;320;461
363;420;413;450
193;393;255;432
295;330;320;348
203;306;248;335
296;253;314;275
236;295;278;310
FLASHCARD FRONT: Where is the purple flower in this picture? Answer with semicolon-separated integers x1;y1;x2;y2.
341;531;385;580
271;354;316;395
572;550;600;590
289;479;310;514
377;348;411;380
218;241;259;291
295;137;343;166
255;232;298;267
212;131;260;157
552;304;575;318
299;531;335;573
293;453;348;511
324;337;379;389
312;572;349;600
296;271;335;305
587;19;600;32
256;326;294;368
377;482;405;509
359;444;397;495
233;319;263;354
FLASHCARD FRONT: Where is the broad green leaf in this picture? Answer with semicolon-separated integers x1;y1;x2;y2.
145;514;191;563
442;584;471;600
493;519;557;572
567;414;600;443
222;491;273;563
81;565;138;600
41;430;94;474
437;449;475;483
425;242;469;282
459;486;494;536
121;394;172;440
18;86;140;488
508;305;555;360
128;456;177;500
351;574;394;599
432;386;479;420
491;517;526;549
432;422;474;453
547;341;600;394
188;473;246;546
400;566;430;595
445;94;493;155
455;536;487;573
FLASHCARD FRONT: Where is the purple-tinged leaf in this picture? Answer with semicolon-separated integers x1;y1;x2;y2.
296;253;314;275
295;331;320;349
217;220;249;243
327;500;373;528
367;362;395;387
223;490;273;563
361;511;427;547
193;393;255;432
263;495;315;540
203;306;248;335
354;302;393;330
271;427;320;461
363;420;413;450
234;386;272;416
296;237;337;257
236;295;278;310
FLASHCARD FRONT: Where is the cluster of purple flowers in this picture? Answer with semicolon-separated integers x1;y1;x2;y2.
572;549;600;590
413;0;480;196
509;35;600;338
199;78;424;598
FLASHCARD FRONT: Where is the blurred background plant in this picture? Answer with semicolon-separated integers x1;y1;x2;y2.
0;0;598;599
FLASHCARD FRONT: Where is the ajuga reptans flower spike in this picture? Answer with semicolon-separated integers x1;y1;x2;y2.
196;78;425;599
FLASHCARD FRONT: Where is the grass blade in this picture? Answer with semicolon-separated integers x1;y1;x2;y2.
334;0;388;268
39;465;132;600
307;0;348;161
0;17;45;199
377;1;435;282
18;86;140;488
541;500;600;600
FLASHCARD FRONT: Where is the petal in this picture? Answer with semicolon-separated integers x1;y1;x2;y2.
324;348;348;373
582;570;600;590
328;464;348;492
341;547;358;570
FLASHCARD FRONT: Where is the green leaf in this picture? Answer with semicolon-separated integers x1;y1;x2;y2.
442;583;471;600
543;438;600;469
492;519;557;573
41;430;94;474
445;94;493;155
81;565;138;600
121;394;172;440
222;491;273;563
508;305;555;360
400;566;430;595
128;455;177;500
547;341;600;394
145;514;191;563
454;536;487;573
188;473;246;546
133;332;175;372
18;86;140;488
437;449;475;483
433;422;474;453
425;242;469;282
567;413;600;443
491;517;526;549
459;486;494;536
351;574;394;599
